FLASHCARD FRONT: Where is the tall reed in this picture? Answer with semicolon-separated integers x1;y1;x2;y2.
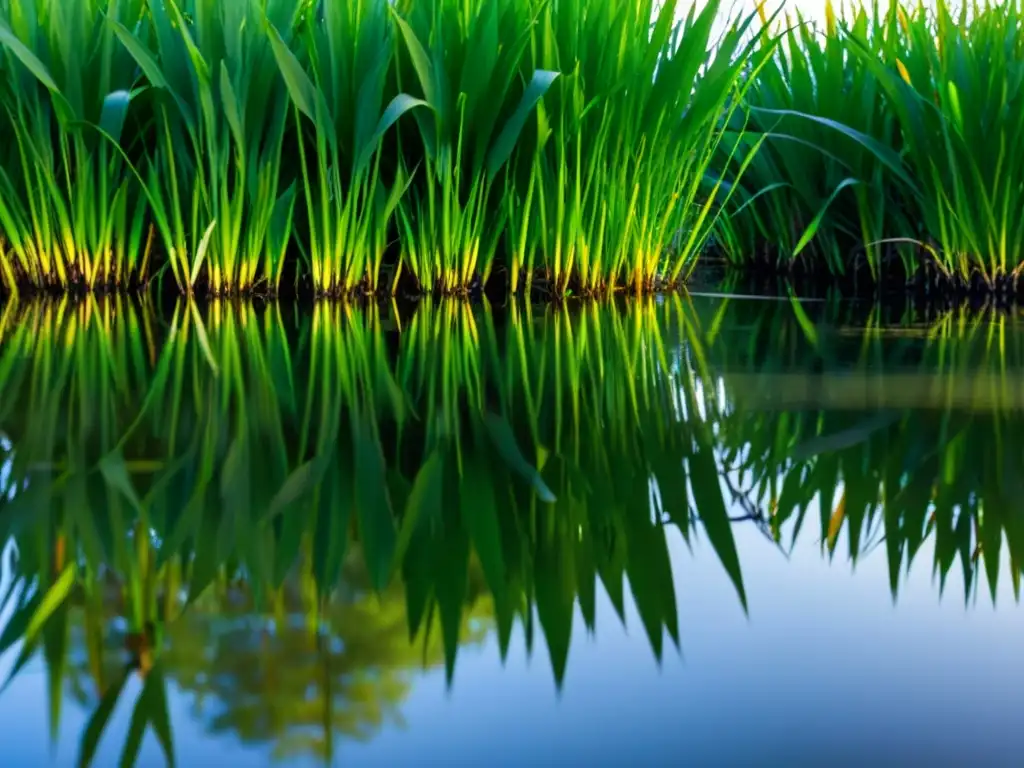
718;0;1024;291
856;0;1024;287
505;0;774;295
266;0;425;297
0;0;151;295
112;0;304;295
716;1;919;280
0;0;768;297
390;0;559;294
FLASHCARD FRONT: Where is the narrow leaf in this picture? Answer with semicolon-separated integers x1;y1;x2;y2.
486;70;559;178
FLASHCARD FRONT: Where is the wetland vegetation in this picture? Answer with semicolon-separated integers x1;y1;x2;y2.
0;0;1023;299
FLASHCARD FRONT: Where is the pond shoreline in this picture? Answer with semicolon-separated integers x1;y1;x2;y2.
3;267;1019;323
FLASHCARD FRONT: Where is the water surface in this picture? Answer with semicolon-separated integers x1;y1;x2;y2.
0;295;1021;766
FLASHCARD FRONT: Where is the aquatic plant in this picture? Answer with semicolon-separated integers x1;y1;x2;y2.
110;0;306;296
857;0;1024;289
266;0;424;297
2;0;1024;296
715;1;919;280
390;0;559;295
0;0;768;298
717;0;1024;293
0;0;151;295
505;0;773;296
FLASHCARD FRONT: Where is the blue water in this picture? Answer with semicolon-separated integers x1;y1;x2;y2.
3;526;1019;766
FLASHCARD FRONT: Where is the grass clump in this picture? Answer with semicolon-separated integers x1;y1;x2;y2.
266;0;424;298
0;0;151;295
715;1;918;281
867;0;1024;289
11;0;1024;298
718;0;1024;295
389;0;558;295
111;0;305;296
0;0;767;298
506;0;771;296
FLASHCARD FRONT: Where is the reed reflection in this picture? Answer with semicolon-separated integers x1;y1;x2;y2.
0;294;1020;765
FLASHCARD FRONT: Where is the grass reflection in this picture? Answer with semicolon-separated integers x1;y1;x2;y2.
696;297;1024;603
0;294;1021;764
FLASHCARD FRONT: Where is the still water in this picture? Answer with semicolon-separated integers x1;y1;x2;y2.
0;294;1021;766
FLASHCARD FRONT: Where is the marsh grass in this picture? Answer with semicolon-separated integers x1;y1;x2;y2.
388;0;560;295
716;1;919;279
856;0;1024;289
507;0;776;296
0;0;151;295
110;0;308;296
717;0;1024;293
0;0;774;298
267;0;425;298
4;1;1024;296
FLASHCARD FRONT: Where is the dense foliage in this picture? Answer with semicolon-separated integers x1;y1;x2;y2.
0;0;1022;297
719;0;1024;294
0;0;764;297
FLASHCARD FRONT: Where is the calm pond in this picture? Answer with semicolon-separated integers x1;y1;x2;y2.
0;294;1021;766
